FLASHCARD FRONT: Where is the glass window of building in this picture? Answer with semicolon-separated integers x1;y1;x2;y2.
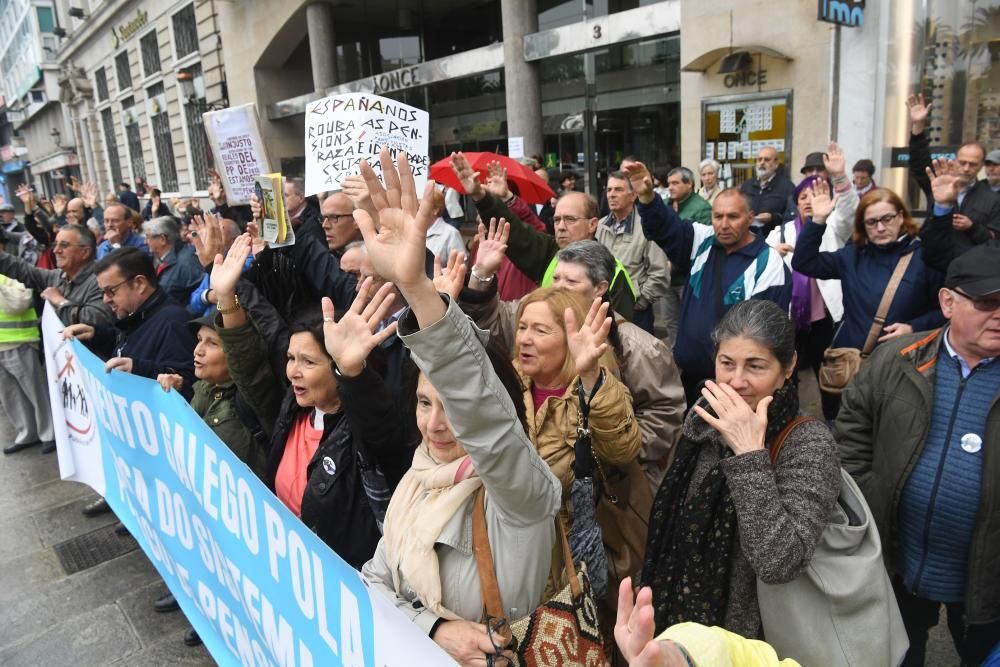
882;0;999;208
181;63;211;190
422;70;506;160
35;6;54;32
538;35;680;193
538;0;663;30
140;30;161;78
147;82;178;192
101;107;123;187
95;66;109;102
173;4;199;59
115;50;132;90
122;96;146;182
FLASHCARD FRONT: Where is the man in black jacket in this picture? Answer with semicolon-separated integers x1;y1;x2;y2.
907;93;1000;252
65;247;197;388
740;146;794;236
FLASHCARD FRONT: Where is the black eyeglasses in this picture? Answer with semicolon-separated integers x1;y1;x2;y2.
101;277;133;297
863;211;900;228
322;213;355;224
953;289;1000;312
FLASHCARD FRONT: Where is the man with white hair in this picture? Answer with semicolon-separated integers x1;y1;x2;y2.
142;216;203;303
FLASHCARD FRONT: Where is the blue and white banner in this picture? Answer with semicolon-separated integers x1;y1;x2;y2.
42;306;452;666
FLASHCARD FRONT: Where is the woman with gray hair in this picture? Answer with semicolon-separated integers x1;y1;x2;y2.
698;158;723;204
640;298;839;639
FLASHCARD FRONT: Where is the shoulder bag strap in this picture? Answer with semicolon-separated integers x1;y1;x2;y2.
861;253;914;357
472;487;508;627
768;416;820;466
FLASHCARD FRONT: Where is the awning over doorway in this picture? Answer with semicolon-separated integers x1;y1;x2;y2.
682;46;793;73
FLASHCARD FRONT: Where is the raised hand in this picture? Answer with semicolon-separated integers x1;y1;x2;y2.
432;249;467;301
473;217;509;278
68;176;82;193
53;196;67;217
245;219;268;256
356;149;434;289
81;182;98;209
15;184;35;212
693;380;770;456
207;169;226;205
484;161;511;200
340;174;379;229
565;297;612;391
808;179;839;223
356;148;443;327
191;213;224;266
449;152;485;201
614;578;691;667
906;93;932;134
321;278;399;376
927;157;964;205
623;161;655;204
210;233;251;299
823;142;846;179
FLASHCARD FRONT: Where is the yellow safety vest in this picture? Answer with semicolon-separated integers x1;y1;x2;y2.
541;254;638;298
0;275;39;344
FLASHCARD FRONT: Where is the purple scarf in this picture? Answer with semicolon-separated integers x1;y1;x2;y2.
790;176;823;331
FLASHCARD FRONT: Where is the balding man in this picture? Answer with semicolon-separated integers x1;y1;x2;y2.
740;146;794;236
451;152;638;320
0;223;112;328
97;203;149;258
630;162;791;404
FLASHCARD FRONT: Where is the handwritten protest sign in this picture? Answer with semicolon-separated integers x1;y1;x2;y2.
304;93;429;197
42;306;452;667
204;104;271;204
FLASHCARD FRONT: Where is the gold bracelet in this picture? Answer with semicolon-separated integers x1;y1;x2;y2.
217;294;242;315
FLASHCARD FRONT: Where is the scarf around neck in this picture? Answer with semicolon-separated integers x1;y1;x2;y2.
641;380;800;632
382;445;482;620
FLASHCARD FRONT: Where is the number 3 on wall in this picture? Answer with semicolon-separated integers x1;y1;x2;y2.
593;25;602;39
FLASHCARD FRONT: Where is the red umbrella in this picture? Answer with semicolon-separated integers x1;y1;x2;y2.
429;152;556;205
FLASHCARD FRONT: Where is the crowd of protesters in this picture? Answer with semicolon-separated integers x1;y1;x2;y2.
0;92;998;667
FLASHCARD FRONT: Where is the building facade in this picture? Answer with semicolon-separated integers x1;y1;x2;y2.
14;0;228;201
0;0;66;204
216;0;997;209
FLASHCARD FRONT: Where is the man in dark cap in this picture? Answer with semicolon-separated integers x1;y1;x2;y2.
836;244;1000;666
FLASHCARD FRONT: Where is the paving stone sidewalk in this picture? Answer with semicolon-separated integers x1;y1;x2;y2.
0;412;214;666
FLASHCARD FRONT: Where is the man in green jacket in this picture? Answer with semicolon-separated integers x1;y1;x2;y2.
451;153;637;321
667;167;713;226
835;245;1000;666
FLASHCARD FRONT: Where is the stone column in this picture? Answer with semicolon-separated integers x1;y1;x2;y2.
306;2;338;92
500;0;543;159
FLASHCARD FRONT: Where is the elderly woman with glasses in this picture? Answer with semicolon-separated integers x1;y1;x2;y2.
791;186;945;357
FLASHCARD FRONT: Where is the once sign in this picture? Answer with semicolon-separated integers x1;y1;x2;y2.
724;69;768;89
